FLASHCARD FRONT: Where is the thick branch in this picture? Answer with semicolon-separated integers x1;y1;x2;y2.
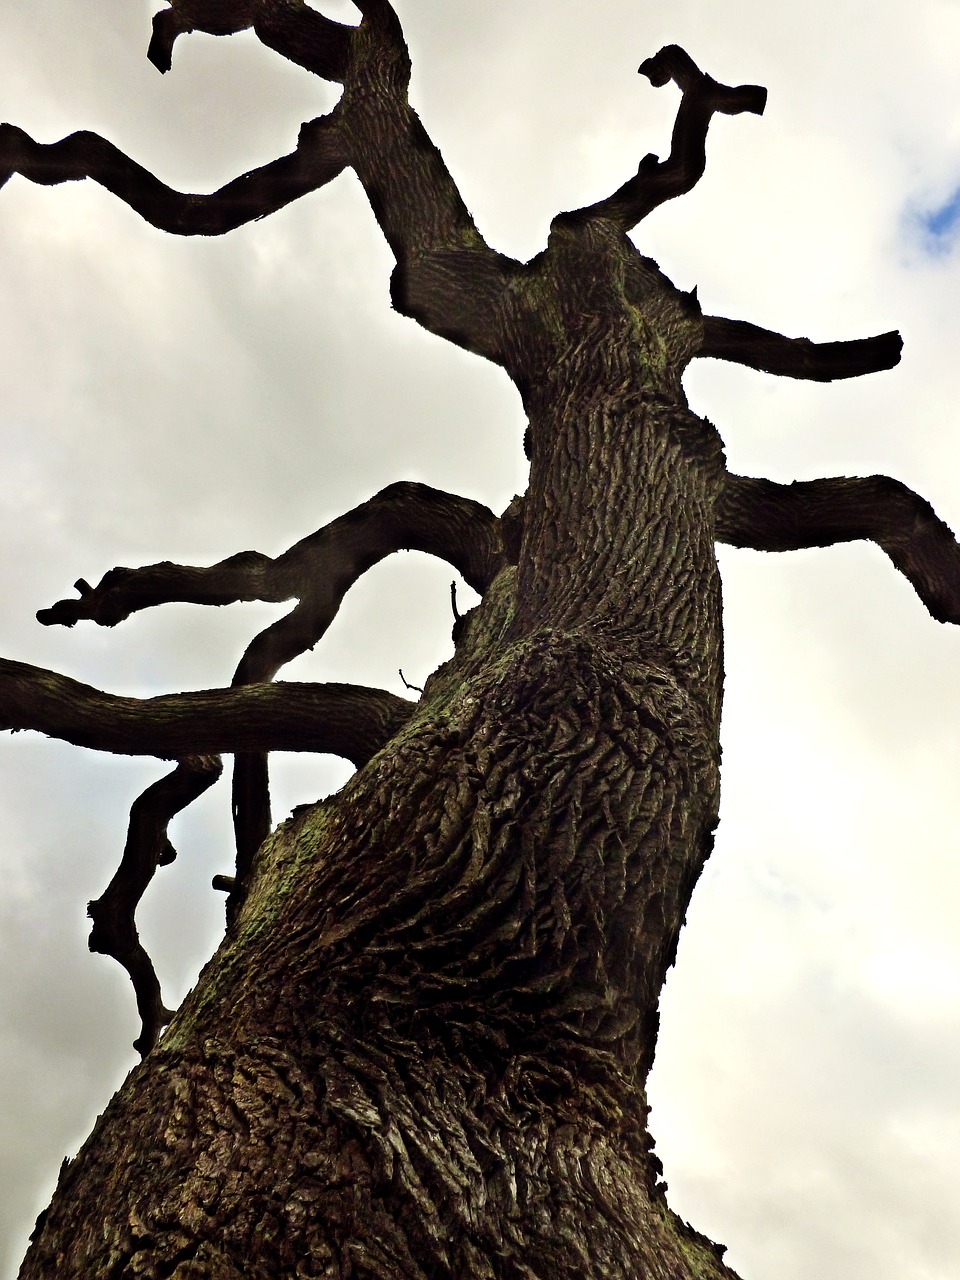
717;473;960;623
148;1;353;80
0;662;414;765
0;116;348;236
699;317;903;381
87;755;223;1057
571;45;766;229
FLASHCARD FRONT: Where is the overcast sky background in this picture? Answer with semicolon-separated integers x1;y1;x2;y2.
1;1;959;1275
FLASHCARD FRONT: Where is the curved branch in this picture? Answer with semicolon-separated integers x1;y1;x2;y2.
39;482;506;635
87;755;223;1057
717;473;960;623
220;482;503;899
569;45;766;229
0;115;349;236
148;1;354;80
0;662;415;765
148;2;255;73
38;481;502;915
699;317;903;381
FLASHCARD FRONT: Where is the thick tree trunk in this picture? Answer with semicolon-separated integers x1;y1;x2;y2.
8;5;955;1275
20;241;732;1275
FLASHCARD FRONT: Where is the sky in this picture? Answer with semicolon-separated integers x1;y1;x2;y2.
1;1;959;1276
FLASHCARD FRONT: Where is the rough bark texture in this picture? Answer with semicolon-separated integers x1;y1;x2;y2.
4;3;959;1277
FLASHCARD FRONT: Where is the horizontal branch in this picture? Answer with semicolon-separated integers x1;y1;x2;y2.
0;115;348;236
87;755;223;1057
717;473;960;623
39;482;505;655
699;317;903;381
570;45;766;229
0;661;414;765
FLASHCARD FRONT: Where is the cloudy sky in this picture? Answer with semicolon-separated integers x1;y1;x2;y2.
2;1;959;1275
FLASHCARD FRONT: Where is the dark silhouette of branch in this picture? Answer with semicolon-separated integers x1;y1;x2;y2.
87;755;223;1057
0;116;349;235
148;1;353;79
39;483;505;634
0;662;414;763
564;44;766;230
717;473;960;622
699;317;903;381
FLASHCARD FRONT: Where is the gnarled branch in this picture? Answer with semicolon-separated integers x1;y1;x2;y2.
717;473;960;623
699;317;903;381
87;755;223;1057
0;661;414;764
39;481;504;916
0;116;348;236
567;45;766;230
39;482;505;639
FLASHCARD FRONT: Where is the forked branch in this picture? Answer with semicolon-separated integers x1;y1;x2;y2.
718;473;960;622
37;483;502;916
572;44;766;229
87;755;223;1057
39;482;505;648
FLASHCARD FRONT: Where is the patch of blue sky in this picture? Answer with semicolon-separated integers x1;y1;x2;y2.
914;184;960;255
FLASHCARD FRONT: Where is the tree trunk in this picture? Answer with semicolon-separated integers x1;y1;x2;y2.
20;243;735;1277
5;5;955;1276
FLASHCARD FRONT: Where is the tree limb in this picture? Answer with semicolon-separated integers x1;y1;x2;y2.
0;116;349;236
148;1;354;80
566;45;766;230
0;662;414;764
717;473;960;622
87;755;223;1057
38;482;506;636
699;317;903;381
38;481;503;917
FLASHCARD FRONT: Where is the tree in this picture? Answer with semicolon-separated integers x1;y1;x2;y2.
1;0;960;1274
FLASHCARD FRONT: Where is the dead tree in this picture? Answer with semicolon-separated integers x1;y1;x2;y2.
2;3;958;1275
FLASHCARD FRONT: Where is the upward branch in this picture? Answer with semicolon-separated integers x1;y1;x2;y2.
569;44;766;230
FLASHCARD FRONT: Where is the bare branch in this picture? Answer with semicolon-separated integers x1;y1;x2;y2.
699;317;903;381
717;473;960;623
567;45;766;230
87;755;223;1057
39;483;505;636
148;2;255;73
0;661;414;765
0;117;348;236
148;2;353;80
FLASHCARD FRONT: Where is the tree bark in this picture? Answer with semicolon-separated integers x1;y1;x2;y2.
6;4;957;1277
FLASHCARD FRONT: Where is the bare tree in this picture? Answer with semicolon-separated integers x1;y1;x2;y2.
2;2;958;1275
